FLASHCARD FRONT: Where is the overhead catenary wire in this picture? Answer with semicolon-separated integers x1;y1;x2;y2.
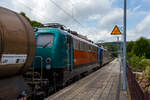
1;0;49;22
48;0;83;27
2;0;84;30
12;0;84;27
47;0;98;39
1;0;100;42
16;1;53;22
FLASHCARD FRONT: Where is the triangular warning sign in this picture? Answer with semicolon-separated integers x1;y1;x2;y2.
111;25;121;35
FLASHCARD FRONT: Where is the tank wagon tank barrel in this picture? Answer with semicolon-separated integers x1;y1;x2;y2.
0;7;36;100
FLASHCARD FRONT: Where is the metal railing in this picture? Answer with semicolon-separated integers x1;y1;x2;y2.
32;56;43;84
127;64;150;100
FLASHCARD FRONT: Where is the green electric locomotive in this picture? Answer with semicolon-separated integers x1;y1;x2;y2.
24;23;110;99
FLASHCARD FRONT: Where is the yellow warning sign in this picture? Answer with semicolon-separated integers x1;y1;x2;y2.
111;25;121;35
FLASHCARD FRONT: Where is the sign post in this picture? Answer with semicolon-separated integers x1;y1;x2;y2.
123;0;127;91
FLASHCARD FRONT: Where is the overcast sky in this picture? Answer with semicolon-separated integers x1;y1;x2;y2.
0;0;150;42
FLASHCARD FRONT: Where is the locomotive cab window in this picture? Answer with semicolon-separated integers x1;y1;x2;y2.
36;34;54;47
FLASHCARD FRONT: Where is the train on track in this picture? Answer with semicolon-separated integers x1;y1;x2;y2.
0;7;112;100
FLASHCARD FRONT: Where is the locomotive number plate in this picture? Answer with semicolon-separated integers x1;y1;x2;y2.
0;54;27;65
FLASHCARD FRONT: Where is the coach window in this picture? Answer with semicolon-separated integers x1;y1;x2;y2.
73;39;75;49
93;46;94;52
73;39;78;50
90;45;92;52
77;40;79;50
88;44;89;52
84;43;87;51
82;42;84;51
83;42;85;51
93;46;95;52
95;47;97;52
85;44;88;52
89;45;91;52
80;41;82;51
88;45;90;52
91;45;93;52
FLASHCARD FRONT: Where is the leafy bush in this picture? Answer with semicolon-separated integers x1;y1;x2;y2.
128;55;150;72
127;41;135;53
138;59;150;71
132;37;150;59
137;66;150;92
128;55;142;71
127;51;134;61
127;37;150;92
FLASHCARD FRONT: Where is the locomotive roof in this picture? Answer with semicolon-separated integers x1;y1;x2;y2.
35;27;98;47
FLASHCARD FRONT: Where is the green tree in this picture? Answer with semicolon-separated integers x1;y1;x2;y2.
127;41;135;60
31;20;43;27
127;41;135;53
99;42;119;57
133;37;150;58
20;12;31;22
20;12;43;27
106;43;118;57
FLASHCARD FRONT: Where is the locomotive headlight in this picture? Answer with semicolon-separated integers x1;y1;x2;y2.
46;58;51;63
46;64;51;70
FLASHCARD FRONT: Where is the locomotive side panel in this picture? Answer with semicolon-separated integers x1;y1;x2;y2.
73;38;98;67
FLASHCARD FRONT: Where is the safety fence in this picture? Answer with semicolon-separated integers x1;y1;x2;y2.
127;65;150;100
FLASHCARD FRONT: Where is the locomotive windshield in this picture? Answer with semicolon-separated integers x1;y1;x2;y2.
36;34;54;47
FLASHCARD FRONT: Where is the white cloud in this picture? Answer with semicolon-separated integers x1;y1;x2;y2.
127;14;150;41
10;0;117;42
98;8;123;29
128;6;148;18
143;0;150;3
135;14;150;34
1;0;149;42
88;15;101;20
133;5;141;12
8;0;115;24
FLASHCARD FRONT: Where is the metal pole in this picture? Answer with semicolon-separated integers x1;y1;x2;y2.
123;0;127;90
117;36;119;58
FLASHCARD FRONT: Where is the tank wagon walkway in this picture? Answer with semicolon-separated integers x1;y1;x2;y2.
45;59;128;100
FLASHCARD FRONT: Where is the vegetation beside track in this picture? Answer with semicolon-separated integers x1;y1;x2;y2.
127;37;150;92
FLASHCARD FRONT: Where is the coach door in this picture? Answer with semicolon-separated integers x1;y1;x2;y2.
67;36;73;71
